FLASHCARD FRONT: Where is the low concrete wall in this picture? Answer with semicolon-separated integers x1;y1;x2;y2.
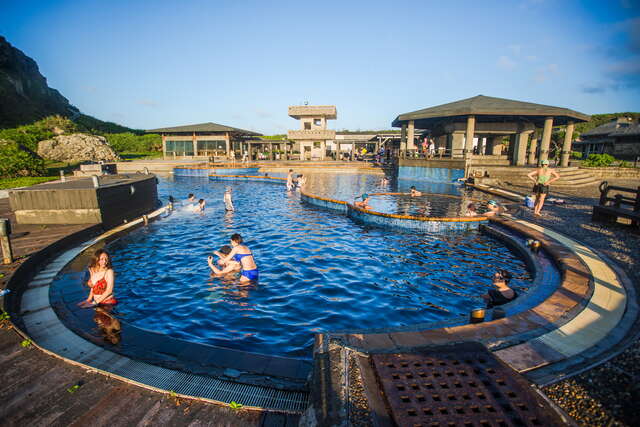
9;175;158;228
400;158;466;169
580;167;640;179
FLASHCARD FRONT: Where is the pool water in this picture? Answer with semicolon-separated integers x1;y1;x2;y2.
51;174;530;358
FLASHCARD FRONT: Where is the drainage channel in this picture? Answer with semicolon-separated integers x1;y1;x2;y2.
369;342;565;426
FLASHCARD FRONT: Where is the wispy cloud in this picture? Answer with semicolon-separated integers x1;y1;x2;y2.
497;55;517;70
137;99;159;108
533;64;558;83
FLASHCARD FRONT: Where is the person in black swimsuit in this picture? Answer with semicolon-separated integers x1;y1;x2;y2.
483;269;517;308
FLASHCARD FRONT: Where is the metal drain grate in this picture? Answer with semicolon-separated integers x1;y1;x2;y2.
371;342;563;427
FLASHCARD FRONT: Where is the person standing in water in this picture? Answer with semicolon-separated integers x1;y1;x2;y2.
296;174;306;189
79;249;117;307
219;234;259;282
286;169;295;191
224;187;234;211
527;159;560;216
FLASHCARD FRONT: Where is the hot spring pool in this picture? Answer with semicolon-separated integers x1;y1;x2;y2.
50;174;530;358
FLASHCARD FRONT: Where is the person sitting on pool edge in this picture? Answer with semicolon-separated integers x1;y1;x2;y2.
410;186;422;197
218;233;259;282
483;269;517;308
208;245;241;276
354;193;371;209
79;249;117;307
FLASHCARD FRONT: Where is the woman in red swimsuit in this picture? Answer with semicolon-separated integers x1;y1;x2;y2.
78;249;117;307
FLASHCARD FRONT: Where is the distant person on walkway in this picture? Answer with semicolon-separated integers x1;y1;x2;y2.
410;186;422;197
483;269;517;308
242;151;249;165
219;234;259;282
224;187;234;211
286;169;295;191
428;140;436;158
229;149;236;164
354;193;371;209
208;245;241;276
79;249;117;307
527;159;560;216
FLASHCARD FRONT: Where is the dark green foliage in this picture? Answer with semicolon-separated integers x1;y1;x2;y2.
582;153;616;167
105;132;162;153
575;113;640;135
260;134;287;140
73;114;141;134
0;115;77;151
0;139;45;177
571;151;583;159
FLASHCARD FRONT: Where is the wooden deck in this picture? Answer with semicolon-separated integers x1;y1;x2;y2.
0;197;296;427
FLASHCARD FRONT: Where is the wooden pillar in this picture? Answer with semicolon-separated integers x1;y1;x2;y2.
560;121;575;167
225;132;231;158
162;134;167;159
192;132;197;157
539;117;553;164
464;116;475;158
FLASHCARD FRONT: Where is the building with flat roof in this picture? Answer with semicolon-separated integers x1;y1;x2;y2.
287;105;337;160
146;122;262;159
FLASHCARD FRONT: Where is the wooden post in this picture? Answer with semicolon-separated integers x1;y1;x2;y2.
0;219;13;264
143;215;149;226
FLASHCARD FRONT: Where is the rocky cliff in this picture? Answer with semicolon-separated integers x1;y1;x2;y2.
0;36;80;128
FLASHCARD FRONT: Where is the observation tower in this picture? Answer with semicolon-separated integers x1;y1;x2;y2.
287;105;337;160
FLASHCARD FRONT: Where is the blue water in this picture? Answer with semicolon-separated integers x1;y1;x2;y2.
52;174;530;358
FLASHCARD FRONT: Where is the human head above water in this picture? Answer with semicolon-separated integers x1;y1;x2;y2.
410;186;416;190
488;200;498;207
218;245;232;255
230;233;243;245
188;193;194;199
89;248;112;270
362;193;369;201
494;269;513;283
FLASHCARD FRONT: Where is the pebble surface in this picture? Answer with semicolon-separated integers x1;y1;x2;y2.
504;178;640;426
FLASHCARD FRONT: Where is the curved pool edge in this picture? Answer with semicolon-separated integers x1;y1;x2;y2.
11;207;310;414
317;215;637;386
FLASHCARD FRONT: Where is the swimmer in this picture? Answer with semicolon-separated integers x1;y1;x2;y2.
286;169;295;191
224;187;234;211
208;245;241;276
195;198;206;213
354;193;371;209
483;269;517;308
410;186;422;197
187;193;196;203
296;174;306;189
380;176;389;186
78;249;117;307
219;234;259;282
168;195;175;211
465;202;478;217
484;200;506;217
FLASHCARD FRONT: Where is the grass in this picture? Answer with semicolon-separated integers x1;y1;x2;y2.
119;151;163;161
1;152;163;190
0;176;59;189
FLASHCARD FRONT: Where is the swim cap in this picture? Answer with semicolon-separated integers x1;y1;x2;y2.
362;193;369;200
488;200;497;206
541;159;549;165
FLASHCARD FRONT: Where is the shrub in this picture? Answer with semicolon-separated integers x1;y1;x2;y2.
0;139;46;177
581;153;616;167
571;151;583;159
0;115;78;151
105;133;162;153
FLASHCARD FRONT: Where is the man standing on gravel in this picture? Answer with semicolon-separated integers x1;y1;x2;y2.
527;159;560;216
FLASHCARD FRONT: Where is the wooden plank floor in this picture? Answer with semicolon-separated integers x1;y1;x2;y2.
0;197;294;426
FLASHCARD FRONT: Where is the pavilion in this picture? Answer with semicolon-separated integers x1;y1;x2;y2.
146;122;262;159
392;95;590;167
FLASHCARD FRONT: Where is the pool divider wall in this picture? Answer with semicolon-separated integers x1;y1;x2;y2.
174;164;261;177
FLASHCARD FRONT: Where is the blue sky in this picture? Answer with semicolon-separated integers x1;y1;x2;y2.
1;0;639;133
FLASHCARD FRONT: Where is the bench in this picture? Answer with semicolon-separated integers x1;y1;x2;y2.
592;181;640;227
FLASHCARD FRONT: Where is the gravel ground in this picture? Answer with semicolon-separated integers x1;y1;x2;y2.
501;179;640;426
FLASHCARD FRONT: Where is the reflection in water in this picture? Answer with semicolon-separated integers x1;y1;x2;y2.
207;274;258;308
93;306;121;345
